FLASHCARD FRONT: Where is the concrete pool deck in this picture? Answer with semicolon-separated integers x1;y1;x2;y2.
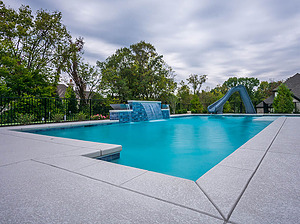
0;116;299;223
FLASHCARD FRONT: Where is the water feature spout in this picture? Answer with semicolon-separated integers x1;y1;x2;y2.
141;103;163;120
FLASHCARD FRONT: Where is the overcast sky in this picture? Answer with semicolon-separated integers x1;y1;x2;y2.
6;0;300;89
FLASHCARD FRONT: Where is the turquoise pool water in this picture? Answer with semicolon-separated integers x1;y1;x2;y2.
31;116;276;180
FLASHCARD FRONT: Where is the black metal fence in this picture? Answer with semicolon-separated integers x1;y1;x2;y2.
0;97;112;126
174;101;258;114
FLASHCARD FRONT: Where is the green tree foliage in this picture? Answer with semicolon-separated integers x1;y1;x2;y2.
187;74;207;95
177;81;191;111
254;80;282;103
64;85;78;114
166;93;178;114
190;94;203;113
0;2;71;97
223;77;259;100
0;79;10;96
62;37;100;101
97;41;176;102
273;84;294;113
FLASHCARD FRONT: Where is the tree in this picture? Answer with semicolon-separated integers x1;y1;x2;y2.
97;41;176;102
166;93;178;114
0;2;71;97
187;74;207;95
273;84;294;113
63;37;100;101
64;85;78;114
177;81;191;111
254;80;282;104
223;77;259;100
190;95;203;113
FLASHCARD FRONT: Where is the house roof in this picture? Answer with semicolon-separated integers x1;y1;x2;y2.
256;73;300;107
256;94;274;107
56;84;67;98
274;73;300;99
56;84;94;99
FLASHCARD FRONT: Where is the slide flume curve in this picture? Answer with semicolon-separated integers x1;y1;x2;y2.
207;85;256;114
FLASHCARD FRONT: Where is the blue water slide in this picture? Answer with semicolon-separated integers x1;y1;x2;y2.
207;85;256;114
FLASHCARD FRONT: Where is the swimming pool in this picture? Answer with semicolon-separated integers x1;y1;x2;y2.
30;116;277;180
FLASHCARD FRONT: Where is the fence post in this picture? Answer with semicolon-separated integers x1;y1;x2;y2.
89;99;92;120
0;97;2;126
44;98;47;123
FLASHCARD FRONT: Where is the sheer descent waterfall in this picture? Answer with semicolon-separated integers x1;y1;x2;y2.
141;103;163;120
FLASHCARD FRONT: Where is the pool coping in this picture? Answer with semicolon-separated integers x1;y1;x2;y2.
0;115;299;223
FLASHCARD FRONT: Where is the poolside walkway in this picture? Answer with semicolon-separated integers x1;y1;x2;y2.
0;117;299;223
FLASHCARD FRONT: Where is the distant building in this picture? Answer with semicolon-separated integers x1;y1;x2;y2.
56;80;94;99
256;73;300;113
56;83;68;98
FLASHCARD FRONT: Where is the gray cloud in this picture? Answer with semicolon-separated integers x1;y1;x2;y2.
7;0;300;88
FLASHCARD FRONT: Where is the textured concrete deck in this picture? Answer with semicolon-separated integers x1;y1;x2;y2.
0;117;299;223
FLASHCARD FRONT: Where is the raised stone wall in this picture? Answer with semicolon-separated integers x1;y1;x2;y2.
110;101;170;123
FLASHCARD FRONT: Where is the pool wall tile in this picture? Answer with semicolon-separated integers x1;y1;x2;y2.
110;101;170;123
162;109;170;119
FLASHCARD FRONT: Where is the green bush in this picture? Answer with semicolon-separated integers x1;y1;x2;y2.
191;109;199;113
52;113;64;123
190;95;203;113
76;112;87;121
273;84;294;113
16;113;35;125
202;108;208;114
176;109;187;114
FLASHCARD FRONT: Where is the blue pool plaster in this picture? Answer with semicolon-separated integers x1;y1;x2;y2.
27;115;276;180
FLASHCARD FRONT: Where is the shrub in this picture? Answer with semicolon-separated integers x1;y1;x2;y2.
273;84;294;113
202;108;208;114
16;113;34;125
190;95;203;113
191;109;199;113
52;113;64;123
176;109;187;114
76;112;87;121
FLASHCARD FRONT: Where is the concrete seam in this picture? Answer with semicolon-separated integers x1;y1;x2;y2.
31;159;224;221
195;181;226;220
119;170;148;186
226;117;287;222
217;164;255;172
0;159;31;168
267;150;300;156
72;162;100;172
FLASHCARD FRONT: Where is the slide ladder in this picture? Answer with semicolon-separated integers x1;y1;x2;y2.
207;85;256;114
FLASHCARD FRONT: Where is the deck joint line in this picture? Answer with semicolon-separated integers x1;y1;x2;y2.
119;170;148;186
225;117;287;222
195;181;226;220
31;159;224;221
